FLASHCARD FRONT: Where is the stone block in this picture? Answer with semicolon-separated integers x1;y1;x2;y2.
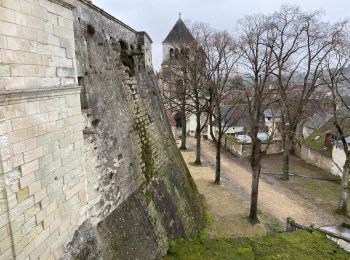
13;141;25;155
25;102;40;115
7;193;17;210
21;160;39;176
3;0;20;11
28;180;41;196
43;211;54;229
0;236;12;255
53;245;64;260
60;57;73;68
65;181;83;201
10;64;34;77
46;122;56;132
21;216;36;235
39;247;51;260
20;240;34;259
23;203;40;221
0;120;12;135
60;77;76;86
27;222;43;243
12;154;24;168
12;230;28;255
45;201;57;216
38;152;53;168
23;146;43;163
9;196;34;222
36;133;51;146
0;6;15;23
0;35;7;48
59;37;73;50
19;0;33;15
46;179;63;200
33;228;49;248
16;187;29;203
0;21;22;37
35;210;45;225
12;116;34;131
0;64;10;76
29;237;46;260
1;49;14;63
15;11;27;26
27;14;44;30
34;189;47;204
56;67;75;78
47;35;60;48
3;158;13;173
0;224;8;240
25;138;37;151
31;4;47;19
10;129;28;144
48;111;58;122
0;212;8;229
7;36;30;51
19;171;35;188
24;52;43;65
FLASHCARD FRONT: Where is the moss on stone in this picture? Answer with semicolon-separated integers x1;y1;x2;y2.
144;188;152;205
138;121;158;183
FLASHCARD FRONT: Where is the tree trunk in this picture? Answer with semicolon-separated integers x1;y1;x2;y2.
282;135;291;181
179;109;187;150
194;115;201;165
338;159;349;213
214;134;222;184
249;139;261;223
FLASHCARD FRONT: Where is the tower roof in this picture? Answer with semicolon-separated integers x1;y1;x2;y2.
162;18;195;44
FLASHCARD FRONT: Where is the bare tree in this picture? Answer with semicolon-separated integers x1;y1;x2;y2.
270;6;340;180
321;29;350;212
204;30;241;184
183;23;211;164
238;14;277;223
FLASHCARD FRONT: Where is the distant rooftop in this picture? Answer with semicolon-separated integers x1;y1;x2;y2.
163;18;195;44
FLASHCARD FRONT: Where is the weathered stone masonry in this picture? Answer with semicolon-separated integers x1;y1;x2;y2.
0;0;203;259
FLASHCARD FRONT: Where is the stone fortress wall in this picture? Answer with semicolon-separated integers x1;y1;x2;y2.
0;0;203;259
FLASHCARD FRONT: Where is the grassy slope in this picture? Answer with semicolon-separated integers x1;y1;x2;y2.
165;231;349;259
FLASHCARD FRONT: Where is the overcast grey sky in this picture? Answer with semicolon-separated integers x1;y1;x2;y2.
93;0;350;70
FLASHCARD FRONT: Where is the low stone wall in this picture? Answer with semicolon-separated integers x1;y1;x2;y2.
294;142;332;173
223;137;283;158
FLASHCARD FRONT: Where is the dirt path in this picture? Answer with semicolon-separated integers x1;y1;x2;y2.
186;137;345;228
180;147;270;238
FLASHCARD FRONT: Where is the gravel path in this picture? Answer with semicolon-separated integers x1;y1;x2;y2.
187;137;345;227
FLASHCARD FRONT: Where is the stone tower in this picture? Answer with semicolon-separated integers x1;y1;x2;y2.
162;16;195;63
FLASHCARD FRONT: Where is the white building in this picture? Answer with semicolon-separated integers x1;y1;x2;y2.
332;137;350;177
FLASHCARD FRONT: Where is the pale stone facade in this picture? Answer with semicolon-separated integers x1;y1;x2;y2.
0;0;84;259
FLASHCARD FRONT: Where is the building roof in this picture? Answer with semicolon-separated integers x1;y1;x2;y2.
304;113;332;130
162;18;195;44
263;108;282;118
303;111;350;157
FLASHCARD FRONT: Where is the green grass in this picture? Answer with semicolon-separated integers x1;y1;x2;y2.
165;231;350;259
